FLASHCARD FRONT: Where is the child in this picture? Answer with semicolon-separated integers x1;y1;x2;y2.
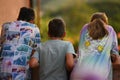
70;12;119;80
29;18;75;80
0;7;41;80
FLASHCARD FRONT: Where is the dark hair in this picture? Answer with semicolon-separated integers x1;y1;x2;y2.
17;7;35;22
48;18;66;38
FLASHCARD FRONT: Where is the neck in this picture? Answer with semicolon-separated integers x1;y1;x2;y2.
50;37;62;40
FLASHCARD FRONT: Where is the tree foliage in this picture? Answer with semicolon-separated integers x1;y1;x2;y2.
40;1;120;52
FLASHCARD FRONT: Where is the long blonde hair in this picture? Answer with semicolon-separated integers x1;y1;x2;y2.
88;12;109;40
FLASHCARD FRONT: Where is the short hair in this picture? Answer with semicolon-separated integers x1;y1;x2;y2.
48;18;66;37
17;7;35;22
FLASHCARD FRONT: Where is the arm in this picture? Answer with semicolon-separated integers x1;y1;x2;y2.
110;26;119;63
0;23;7;44
29;26;41;67
111;27;119;55
29;47;40;68
66;53;74;72
78;24;88;53
29;57;39;68
32;26;41;49
66;42;75;72
0;22;10;57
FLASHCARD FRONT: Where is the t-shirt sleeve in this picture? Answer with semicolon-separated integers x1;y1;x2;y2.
0;22;10;44
32;51;39;60
111;27;119;55
66;42;75;54
32;26;41;50
32;47;40;61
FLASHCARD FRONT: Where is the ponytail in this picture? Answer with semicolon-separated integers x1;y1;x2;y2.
88;19;108;40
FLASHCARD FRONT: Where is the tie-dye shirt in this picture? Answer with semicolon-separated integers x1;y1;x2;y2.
70;24;119;80
0;21;41;80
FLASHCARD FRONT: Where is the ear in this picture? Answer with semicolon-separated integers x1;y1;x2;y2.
63;32;66;37
48;32;51;37
29;20;34;23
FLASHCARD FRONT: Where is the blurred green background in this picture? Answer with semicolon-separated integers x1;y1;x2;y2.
39;0;120;52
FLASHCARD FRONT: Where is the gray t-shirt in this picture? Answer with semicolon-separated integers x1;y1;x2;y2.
33;40;75;80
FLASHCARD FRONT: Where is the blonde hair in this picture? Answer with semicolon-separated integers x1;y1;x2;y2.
88;12;109;40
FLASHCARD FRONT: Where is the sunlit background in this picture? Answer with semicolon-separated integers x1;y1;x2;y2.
40;0;120;52
0;0;120;52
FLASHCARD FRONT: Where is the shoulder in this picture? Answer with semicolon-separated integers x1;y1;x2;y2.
15;21;36;28
80;23;89;32
45;40;73;46
106;25;113;29
61;41;74;48
2;22;11;28
2;22;11;26
106;25;116;32
61;40;72;44
82;24;88;30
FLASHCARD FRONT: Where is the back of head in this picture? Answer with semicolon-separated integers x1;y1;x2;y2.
90;12;108;24
17;7;35;22
88;12;109;40
48;18;66;38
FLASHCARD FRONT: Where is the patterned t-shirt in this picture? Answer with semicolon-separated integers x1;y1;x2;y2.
0;21;41;80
